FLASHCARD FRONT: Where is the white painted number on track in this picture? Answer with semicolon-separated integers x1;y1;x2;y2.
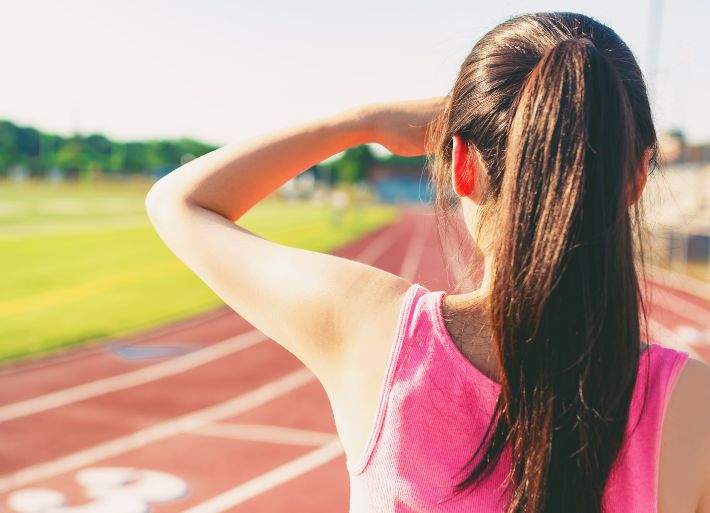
673;325;710;346
7;467;188;513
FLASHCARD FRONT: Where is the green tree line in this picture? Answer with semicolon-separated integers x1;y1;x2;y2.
0;120;216;178
0;119;425;183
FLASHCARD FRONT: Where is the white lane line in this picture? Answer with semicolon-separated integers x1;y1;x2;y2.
0;307;231;379
354;216;405;265
190;422;338;446
0;330;268;424
646;284;710;326
114;306;231;347
646;264;710;302
0;215;404;422
399;220;429;282
180;438;344;513
647;318;703;360
0;368;315;493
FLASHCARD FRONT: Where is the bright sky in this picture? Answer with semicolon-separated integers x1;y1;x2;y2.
2;0;708;149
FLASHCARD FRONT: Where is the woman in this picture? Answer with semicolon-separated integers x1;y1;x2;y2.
146;11;710;513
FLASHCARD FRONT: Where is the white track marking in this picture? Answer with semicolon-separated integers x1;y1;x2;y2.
0;330;268;424
0;215;403;420
354;218;403;264
190;422;338;446
125;308;230;344
81;467;187;502
647;318;703;360
180;439;344;513
8;467;190;513
399;220;429;282
0;368;315;493
7;488;66;513
0;307;231;379
646;285;710;326
78;467;188;502
645;264;710;302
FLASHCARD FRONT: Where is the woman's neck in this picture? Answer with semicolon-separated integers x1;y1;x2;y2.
442;288;650;384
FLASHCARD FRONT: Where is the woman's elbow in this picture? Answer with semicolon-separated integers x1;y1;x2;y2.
145;180;183;229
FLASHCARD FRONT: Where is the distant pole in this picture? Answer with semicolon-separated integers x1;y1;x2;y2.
647;0;664;100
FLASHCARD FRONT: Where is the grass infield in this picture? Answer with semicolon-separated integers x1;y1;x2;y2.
1;179;399;363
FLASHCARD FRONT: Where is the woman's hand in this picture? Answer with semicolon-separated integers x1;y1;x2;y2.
355;96;448;157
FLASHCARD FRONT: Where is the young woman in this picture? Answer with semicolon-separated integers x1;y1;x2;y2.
146;11;710;513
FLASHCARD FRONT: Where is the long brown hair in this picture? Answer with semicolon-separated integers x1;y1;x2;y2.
424;12;658;513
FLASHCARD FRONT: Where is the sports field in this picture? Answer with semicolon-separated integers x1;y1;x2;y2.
0;207;707;512
0;179;399;363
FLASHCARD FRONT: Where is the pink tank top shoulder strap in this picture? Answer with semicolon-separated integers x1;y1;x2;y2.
346;282;429;474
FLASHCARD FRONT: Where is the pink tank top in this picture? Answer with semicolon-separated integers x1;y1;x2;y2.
347;283;690;513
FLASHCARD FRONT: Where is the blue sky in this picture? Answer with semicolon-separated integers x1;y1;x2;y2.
2;0;708;148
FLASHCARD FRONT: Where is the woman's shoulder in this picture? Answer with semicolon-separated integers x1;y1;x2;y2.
665;354;710;422
329;279;430;473
659;354;710;513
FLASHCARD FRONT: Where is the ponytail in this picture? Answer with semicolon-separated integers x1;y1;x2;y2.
450;37;650;513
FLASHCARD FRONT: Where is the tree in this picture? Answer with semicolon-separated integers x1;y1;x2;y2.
0;119;218;177
332;145;376;184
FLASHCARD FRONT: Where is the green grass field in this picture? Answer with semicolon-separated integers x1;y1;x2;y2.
0;179;399;363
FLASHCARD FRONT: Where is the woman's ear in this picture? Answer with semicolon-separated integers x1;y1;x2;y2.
451;133;477;200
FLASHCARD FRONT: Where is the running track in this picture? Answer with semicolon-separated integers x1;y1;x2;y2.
1;206;709;513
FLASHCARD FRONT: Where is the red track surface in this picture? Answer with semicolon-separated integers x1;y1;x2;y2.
1;206;708;513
